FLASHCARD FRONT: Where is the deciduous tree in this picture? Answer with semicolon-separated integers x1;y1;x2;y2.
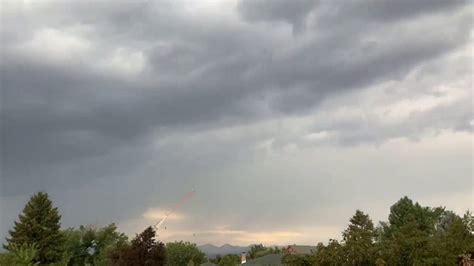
166;241;206;266
217;254;240;266
62;223;128;265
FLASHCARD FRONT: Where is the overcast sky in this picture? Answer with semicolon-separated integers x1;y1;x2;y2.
1;0;473;246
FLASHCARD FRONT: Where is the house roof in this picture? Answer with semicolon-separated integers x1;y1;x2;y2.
245;254;283;265
286;245;316;255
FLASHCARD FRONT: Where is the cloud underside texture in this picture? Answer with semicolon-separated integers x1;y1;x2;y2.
1;0;472;245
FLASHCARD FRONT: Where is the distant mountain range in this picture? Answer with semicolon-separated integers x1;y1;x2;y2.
198;244;249;257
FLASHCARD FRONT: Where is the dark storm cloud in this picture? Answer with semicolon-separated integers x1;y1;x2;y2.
336;0;469;23
236;0;468;34
237;0;318;30
0;0;472;245
1;0;471;192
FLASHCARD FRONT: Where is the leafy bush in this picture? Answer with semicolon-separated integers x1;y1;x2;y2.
2;243;40;266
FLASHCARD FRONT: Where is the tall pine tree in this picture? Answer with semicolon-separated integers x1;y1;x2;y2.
4;192;64;264
343;210;376;265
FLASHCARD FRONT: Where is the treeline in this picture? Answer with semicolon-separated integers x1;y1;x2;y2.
0;192;207;266
283;196;474;265
1;192;473;265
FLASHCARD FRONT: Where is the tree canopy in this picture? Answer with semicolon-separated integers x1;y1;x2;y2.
166;241;206;266
2;192;472;266
110;226;166;266
301;196;474;265
4;192;64;264
342;210;376;265
62;223;128;265
216;254;241;266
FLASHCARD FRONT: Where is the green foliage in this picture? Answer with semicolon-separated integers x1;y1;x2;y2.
61;223;128;265
216;254;240;266
56;251;73;266
5;192;64;264
342;210;375;265
248;244;280;259
209;255;221;264
109;226;166;266
376;197;446;265
166;241;206;266
0;252;13;265
4;192;472;266
1;243;40;266
313;239;344;265
424;210;474;264
269;246;281;254
282;254;316;266
0;252;15;266
308;197;473;265
248;243;265;259
463;211;474;237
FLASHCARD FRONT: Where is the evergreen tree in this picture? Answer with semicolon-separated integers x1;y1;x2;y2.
110;226;166;266
342;210;376;265
4;191;64;264
133;226;166;265
3;243;39;266
426;211;474;264
314;239;344;265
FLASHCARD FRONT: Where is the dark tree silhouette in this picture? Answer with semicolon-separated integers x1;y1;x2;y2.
110;226;166;266
4;192;64;264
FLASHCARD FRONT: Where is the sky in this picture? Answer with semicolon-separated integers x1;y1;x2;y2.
0;0;473;246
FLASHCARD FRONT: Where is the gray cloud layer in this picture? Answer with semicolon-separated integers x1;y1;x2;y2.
1;0;472;245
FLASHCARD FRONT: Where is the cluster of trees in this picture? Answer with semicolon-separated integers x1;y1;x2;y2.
166;241;206;265
209;254;241;265
247;244;280;259
283;197;474;265
61;224;128;265
0;192;206;266
1;192;472;265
